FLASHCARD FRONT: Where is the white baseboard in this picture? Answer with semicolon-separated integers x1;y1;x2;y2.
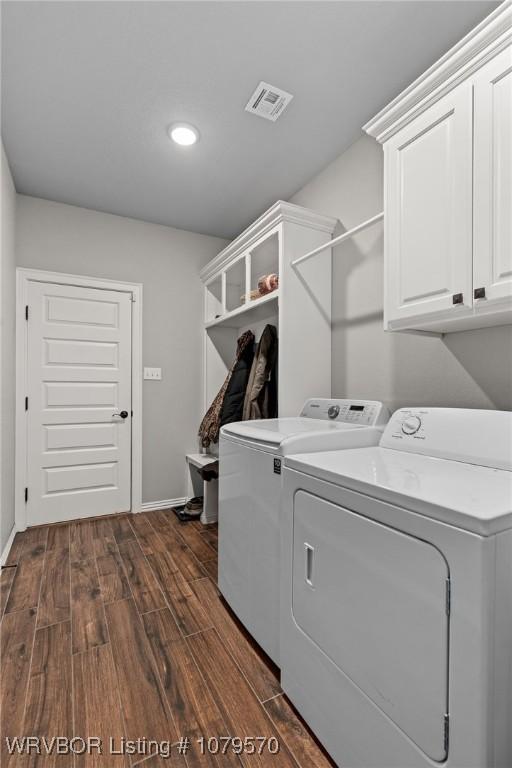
1;525;17;567
140;497;187;513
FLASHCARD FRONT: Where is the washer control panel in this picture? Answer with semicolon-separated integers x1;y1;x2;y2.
301;399;390;427
327;405;340;419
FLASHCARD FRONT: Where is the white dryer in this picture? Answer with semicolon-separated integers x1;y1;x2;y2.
218;398;390;666
281;407;512;768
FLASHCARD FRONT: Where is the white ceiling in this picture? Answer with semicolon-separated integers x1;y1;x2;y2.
2;1;499;239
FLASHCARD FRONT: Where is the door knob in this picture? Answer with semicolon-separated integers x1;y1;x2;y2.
112;410;129;419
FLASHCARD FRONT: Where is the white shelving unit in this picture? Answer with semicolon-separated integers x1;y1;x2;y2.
201;200;337;424
191;201;336;524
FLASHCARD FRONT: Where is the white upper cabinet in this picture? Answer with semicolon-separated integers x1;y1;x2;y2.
473;46;512;310
365;2;512;333
384;84;473;327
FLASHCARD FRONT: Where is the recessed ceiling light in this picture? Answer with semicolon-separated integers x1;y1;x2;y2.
168;122;199;146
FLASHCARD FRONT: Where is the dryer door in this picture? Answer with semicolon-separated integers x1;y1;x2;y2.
292;491;449;762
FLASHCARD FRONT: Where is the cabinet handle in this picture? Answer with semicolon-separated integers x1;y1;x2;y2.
452;293;464;305
304;543;315;587
474;287;486;300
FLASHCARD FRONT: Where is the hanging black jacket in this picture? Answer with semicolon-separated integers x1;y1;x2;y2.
219;337;255;426
198;330;254;448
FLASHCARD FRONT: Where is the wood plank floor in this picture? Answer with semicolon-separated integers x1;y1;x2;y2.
0;511;334;768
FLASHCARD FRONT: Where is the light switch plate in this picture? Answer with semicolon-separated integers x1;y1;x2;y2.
144;367;162;380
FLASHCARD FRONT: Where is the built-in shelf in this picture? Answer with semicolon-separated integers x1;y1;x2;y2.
197;201;337;524
186;453;218;525
201;201;337;422
205;290;279;330
186;452;217;469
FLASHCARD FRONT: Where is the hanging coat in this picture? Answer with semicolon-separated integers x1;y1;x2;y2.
243;324;278;421
198;330;255;448
220;338;255;427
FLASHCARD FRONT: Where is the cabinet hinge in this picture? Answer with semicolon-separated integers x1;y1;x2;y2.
445;578;451;616
130;294;136;303
444;713;450;754
25;305;29;321
24;487;28;503
25;396;29;411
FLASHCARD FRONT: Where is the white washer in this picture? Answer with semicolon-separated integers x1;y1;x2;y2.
281;407;512;768
218;398;390;666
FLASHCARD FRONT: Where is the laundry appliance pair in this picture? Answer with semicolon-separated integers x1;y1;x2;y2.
219;402;512;768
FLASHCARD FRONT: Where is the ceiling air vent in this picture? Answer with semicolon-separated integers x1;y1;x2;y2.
245;81;294;122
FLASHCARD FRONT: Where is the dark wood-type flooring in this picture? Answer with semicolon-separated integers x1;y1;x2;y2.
1;510;334;767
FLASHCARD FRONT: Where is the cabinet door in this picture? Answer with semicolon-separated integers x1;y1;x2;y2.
473;45;512;308
384;84;473;328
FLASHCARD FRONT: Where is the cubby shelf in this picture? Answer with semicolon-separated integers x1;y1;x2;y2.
205;290;279;330
200;201;337;421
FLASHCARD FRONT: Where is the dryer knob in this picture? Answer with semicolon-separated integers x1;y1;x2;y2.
328;405;340;419
402;415;422;435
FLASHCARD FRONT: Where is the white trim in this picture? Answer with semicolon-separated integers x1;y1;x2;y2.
364;1;512;143
15;268;143;531
140;497;187;512
0;525;17;567
200;200;337;282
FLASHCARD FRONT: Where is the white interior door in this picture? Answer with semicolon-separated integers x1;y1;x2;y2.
26;281;132;525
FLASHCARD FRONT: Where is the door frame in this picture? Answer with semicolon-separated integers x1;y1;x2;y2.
15;268;143;531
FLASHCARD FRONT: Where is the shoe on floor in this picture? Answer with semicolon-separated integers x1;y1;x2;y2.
185;496;203;511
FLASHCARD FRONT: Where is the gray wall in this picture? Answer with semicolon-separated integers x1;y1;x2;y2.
1;143;16;555
15;196;227;504
10;134;512;525
291;135;512;412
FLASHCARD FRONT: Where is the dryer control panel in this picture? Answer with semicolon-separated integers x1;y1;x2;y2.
300;399;390;427
381;407;512;472
385;408;428;442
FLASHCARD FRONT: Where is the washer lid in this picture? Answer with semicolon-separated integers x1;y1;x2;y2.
285;447;512;535
222;417;353;441
221;417;369;454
